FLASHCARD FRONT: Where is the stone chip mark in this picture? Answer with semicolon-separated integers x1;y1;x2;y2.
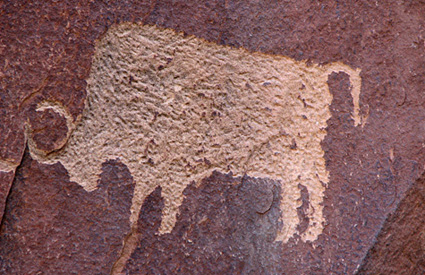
28;23;362;243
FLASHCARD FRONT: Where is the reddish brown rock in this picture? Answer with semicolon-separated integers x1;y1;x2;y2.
28;105;69;154
358;173;425;274
0;151;134;274
0;0;424;274
124;172;283;274
0;171;14;220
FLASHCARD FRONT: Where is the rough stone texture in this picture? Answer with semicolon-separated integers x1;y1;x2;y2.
32;23;361;244
123;172;284;275
0;151;135;274
357;173;425;274
28;105;69;154
0;171;14;220
0;0;424;274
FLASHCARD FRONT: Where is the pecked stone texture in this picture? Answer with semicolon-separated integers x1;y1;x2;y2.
0;1;424;274
31;23;361;245
0;151;135;274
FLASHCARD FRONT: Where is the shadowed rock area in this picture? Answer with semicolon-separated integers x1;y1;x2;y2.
357;173;425;274
124;172;284;274
0;151;134;274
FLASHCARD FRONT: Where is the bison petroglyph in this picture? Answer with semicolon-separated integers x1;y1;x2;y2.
27;23;362;243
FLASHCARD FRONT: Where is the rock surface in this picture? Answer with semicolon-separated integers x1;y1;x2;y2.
1;1;424;274
0;152;134;274
124;173;283;274
358;172;425;274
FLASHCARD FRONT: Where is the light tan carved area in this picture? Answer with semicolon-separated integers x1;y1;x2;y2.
0;160;18;173
30;23;361;243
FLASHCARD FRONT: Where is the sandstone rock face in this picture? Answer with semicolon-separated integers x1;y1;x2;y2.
1;1;424;274
0;153;134;274
358;173;425;274
124;173;284;274
30;23;361;245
